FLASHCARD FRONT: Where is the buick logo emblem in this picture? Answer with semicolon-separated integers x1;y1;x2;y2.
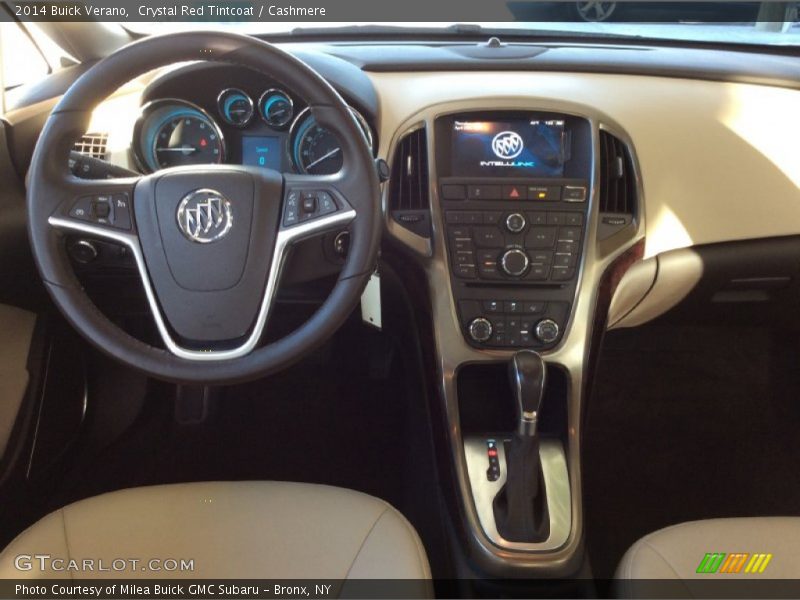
491;131;524;160
176;189;233;244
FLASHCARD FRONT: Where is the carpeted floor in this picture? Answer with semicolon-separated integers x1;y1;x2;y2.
583;324;800;581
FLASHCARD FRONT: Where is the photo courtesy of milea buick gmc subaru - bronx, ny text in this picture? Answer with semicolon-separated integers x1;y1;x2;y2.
0;2;799;599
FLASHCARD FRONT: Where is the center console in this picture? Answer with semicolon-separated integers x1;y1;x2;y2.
435;112;593;350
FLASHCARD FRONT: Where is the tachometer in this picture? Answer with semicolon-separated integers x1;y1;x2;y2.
217;88;254;127
259;89;294;129
290;107;373;175
133;99;226;173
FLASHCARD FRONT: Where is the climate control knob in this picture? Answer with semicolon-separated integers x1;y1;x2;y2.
505;212;526;233
468;318;493;343
535;319;560;344
500;249;530;277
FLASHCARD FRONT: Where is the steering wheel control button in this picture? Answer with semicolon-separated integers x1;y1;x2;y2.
301;193;317;214
500;248;530;277
535;319;560;344
68;239;98;264
505;212;527;233
112;194;132;230
283;190;300;226
284;190;339;227
333;231;350;257
93;198;111;221
69;196;94;221
318;192;337;215
69;193;132;230
468;317;493;343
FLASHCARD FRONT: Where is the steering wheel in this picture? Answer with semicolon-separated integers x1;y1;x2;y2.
27;31;380;384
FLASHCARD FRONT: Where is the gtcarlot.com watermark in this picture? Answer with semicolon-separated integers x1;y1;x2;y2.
14;554;194;573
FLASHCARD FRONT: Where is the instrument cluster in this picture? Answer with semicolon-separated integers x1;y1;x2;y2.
132;86;374;176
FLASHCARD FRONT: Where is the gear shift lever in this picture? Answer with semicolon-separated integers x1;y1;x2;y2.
509;350;546;438
493;350;549;542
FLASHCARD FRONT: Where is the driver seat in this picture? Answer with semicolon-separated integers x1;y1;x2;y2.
0;481;431;582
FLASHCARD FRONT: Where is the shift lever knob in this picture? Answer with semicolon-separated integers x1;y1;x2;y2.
508;350;546;437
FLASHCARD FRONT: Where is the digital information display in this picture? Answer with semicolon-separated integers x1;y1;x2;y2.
451;119;566;178
241;135;281;170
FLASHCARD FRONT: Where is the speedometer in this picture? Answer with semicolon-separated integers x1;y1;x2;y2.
133;99;226;173
289;107;373;175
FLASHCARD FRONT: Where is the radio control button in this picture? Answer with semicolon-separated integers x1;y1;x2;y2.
478;251;501;278
552;266;575;281
530;251;553;264
454;251;476;265
505;213;527;233
563;186;587;202
547;212;568;226
556;241;577;254
442;184;466;200
483;211;502;224
554;253;575;267
468;185;501;200
565;213;584;226
558;227;582;242
473;227;504;248
500;249;530;277
455;265;477;279
527;211;547;226
525;265;550;281
526;226;557;249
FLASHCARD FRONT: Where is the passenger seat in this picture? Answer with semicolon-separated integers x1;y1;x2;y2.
616;518;800;596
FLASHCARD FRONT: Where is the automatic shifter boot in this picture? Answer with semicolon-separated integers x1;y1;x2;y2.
493;350;550;543
493;436;550;542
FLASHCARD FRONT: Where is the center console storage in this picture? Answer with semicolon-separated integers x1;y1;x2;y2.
435;111;593;350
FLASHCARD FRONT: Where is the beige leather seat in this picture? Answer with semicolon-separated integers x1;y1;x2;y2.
0;481;431;582
0;304;37;462
616;517;800;587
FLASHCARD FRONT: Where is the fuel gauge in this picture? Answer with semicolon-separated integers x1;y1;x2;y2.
259;89;294;129
217;88;254;127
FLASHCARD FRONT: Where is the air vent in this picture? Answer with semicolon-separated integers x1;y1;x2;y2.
388;127;431;237
598;130;637;239
73;132;109;160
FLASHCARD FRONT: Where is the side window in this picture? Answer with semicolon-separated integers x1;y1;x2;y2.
0;23;50;91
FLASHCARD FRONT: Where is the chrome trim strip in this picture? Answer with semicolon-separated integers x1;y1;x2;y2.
464;437;571;552
48;208;356;361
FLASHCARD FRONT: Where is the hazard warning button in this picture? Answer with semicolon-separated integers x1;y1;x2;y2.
502;185;527;200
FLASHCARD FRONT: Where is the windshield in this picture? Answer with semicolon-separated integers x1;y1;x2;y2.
125;3;800;47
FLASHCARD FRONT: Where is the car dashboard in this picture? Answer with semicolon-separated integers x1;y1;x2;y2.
6;36;800;578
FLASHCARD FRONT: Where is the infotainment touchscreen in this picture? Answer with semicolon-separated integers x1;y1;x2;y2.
451;119;566;177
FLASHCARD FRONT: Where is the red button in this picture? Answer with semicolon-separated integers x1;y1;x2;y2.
502;185;528;200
